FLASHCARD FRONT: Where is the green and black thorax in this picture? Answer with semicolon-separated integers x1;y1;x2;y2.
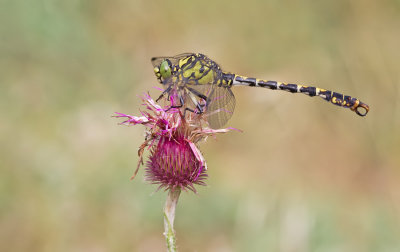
152;53;234;88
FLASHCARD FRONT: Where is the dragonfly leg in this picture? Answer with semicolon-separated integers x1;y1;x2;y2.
185;87;208;114
156;85;172;102
165;94;185;112
185;86;208;100
182;95;204;118
183;107;202;117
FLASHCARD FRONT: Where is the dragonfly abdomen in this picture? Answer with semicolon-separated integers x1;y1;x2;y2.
231;74;369;116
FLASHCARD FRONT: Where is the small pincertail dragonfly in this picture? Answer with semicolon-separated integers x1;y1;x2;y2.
151;53;369;128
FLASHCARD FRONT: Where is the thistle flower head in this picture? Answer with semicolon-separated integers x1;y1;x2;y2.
114;93;233;192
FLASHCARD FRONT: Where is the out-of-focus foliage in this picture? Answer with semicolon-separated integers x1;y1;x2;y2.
1;0;399;251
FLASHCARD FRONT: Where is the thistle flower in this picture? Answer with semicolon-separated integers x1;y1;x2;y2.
115;93;234;251
114;93;232;192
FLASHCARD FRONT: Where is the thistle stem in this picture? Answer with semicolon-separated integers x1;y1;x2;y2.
163;188;181;252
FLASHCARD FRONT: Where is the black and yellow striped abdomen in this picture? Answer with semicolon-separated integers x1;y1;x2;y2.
229;74;369;116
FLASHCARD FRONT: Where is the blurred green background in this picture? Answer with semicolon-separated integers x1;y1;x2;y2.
1;0;400;251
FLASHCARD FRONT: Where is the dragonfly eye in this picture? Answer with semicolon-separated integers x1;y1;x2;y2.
160;59;172;80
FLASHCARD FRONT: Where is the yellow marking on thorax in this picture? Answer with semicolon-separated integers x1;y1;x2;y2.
171;76;179;83
199;67;215;84
178;56;193;68
182;60;216;85
220;78;231;86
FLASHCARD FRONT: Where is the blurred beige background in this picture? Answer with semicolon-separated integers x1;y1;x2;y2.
1;0;399;251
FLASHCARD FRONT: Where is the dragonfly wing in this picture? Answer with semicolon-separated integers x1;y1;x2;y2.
204;86;236;128
183;83;214;112
184;83;235;128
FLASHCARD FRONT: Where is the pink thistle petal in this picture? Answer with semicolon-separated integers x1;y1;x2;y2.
115;93;237;192
188;141;207;171
113;112;150;125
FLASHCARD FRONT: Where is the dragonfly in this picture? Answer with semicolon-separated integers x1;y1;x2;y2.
151;53;369;128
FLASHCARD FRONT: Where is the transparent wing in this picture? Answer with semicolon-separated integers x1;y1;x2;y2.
183;83;214;110
186;83;236;128
204;86;236;128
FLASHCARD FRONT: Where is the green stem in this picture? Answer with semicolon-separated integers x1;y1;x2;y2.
163;188;181;252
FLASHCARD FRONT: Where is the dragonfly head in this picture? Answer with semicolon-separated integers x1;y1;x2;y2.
153;59;173;84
